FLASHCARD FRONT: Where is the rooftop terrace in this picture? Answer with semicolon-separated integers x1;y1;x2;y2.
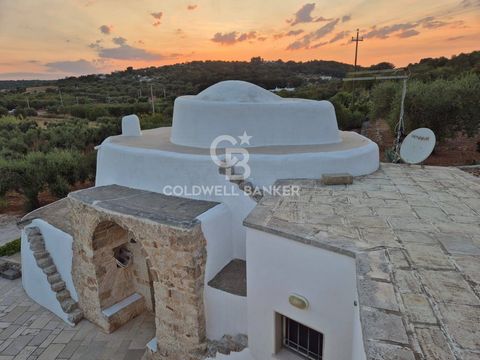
245;163;480;360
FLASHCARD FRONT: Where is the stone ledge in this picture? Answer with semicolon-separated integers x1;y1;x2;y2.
208;259;247;297
69;184;219;229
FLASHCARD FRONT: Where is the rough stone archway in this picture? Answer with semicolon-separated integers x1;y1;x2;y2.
68;185;218;360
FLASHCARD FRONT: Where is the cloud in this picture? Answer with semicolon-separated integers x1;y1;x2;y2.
310;18;339;38
460;0;480;8
289;3;315;25
90;38;164;61
187;4;197;10
45;59;98;74
287;29;304;36
288;3;331;26
99;45;165;60
151;12;163;20
211;31;257;45
257;36;267;41
447;35;465;41
99;25;112;34
311;41;327;49
419;17;465;29
274;29;305;40
112;37;127;45
151;11;163;26
329;30;350;43
88;39;103;50
364;15;463;40
237;31;256;41
364;22;416;39
287;18;339;50
418;16;447;29
211;32;237;45
342;15;351;22
397;29;420;38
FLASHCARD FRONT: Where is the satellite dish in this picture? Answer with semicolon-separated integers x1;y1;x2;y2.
400;128;436;164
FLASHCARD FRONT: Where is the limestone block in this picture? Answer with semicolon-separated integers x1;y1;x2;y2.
321;173;353;185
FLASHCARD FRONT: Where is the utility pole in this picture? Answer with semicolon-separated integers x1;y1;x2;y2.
351;28;363;107
58;89;64;107
26;96;30;109
150;84;155;114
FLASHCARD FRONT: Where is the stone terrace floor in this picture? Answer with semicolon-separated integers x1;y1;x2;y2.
245;163;480;360
0;277;155;360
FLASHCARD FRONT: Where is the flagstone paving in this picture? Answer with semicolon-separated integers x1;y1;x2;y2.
0;277;155;360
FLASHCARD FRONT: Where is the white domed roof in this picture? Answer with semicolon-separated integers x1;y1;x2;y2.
197;80;282;103
171;80;341;148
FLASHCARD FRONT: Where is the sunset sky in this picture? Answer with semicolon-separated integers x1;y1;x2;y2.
0;0;479;80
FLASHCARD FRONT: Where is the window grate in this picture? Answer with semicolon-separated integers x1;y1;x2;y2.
283;316;323;360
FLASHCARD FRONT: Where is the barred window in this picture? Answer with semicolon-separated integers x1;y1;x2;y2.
283;316;323;360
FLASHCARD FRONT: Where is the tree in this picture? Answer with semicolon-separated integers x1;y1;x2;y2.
369;62;395;70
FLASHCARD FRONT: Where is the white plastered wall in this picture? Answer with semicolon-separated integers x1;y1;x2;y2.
198;204;248;340
21;219;78;325
246;228;362;360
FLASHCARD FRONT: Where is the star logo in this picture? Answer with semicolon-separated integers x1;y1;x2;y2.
238;131;252;145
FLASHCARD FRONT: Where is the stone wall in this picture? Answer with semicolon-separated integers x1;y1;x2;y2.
69;197;208;359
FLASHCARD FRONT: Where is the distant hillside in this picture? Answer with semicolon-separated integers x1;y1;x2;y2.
0;57;360;92
1;51;478;92
0;80;54;91
407;51;480;80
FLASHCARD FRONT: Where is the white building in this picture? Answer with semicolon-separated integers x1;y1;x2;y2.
19;81;480;360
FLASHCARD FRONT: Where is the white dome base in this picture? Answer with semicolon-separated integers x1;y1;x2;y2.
171;81;341;148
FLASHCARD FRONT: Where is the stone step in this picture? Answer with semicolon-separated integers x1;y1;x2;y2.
60;298;78;313
51;280;66;292
26;227;41;236
47;273;62;285
43;265;57;276
28;234;44;244
33;251;50;261
30;243;45;252
68;309;83;324
37;257;53;269
56;289;71;302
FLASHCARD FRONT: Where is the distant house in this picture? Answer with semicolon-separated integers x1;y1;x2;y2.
270;86;295;93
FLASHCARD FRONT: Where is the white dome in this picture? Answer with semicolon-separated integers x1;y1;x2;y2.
196;80;281;103
171;80;341;148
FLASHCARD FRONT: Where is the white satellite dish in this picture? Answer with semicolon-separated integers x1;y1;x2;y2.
400;128;436;164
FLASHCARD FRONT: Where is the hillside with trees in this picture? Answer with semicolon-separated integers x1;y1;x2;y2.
0;51;479;212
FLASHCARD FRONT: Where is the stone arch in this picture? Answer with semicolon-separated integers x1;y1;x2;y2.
91;220;156;312
69;190;210;358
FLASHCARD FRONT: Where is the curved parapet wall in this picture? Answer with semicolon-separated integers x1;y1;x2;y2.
171;80;341;148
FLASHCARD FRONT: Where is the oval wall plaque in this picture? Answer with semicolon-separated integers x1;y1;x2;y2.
289;294;309;310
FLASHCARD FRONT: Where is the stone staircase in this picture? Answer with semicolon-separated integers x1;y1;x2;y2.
26;227;83;325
